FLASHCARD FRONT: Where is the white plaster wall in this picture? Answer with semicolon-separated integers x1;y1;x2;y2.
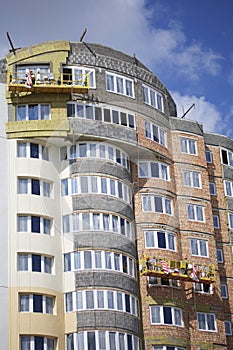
0;83;8;349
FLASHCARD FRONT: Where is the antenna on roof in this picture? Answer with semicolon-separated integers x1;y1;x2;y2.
6;32;21;54
79;28;87;42
181;103;195;118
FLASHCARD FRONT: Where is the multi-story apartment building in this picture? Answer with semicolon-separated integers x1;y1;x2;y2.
0;40;232;350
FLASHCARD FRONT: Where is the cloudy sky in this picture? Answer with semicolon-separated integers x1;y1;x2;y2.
0;0;232;138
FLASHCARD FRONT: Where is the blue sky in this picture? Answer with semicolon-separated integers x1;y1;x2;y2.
0;0;232;138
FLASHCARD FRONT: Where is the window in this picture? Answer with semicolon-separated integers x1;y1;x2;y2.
206;150;213;163
225;180;233;197
229;213;233;229
148;277;179;288
183;170;201;188
63;213;132;238
67;102;135;129
209;182;216;195
213;215;220;228
145;231;175;251
225;321;232;335
142;84;164;112
20;336;55;350
194;283;212;294
153;347;185;350
61;176;131;203
197;312;216;331
64;250;135;277
221;283;228;298
60;142;130;171
65;289;139;316
190;238;208;257
221;149;233;167
17;142;49;160
145;121;166;146
17;215;51;235
63;66;95;88
17;254;53;273
150;305;183;326
19;294;54;313
17;104;50;121
66;331;141;350
106;72;134;97
180;138;197;155
18;178;51;197
138;161;169;180
217;249;223;263
187;204;204;222
142;195;172;215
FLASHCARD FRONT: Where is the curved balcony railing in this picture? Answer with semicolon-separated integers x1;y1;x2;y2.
139;254;216;284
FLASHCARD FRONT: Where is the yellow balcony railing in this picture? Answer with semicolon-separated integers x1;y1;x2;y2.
139;254;216;284
8;71;89;94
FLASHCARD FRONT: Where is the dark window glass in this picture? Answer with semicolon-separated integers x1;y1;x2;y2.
120;112;127;126
31;216;40;233
87;332;96;350
28;104;38;120
33;294;42;312
163;306;172;324
123;256;127;273
222;150;228;164
32;255;41;272
95;107;102;120
127;334;133;350
157;232;166;248
125;294;130;312
104;109;111;122
32;179;40;195
35;336;43;350
112;110;119;124
154;197;163;212
152;124;159;142
128;114;134;128
151;163;159;177
30;144;39;158
67;104;75;118
86;105;94;119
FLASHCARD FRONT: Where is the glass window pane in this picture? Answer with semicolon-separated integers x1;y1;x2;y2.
19;294;30;311
41;105;50;120
18;216;28;232
31;216;40;233
97;290;104;308
32;255;41;272
17;105;26;121
18;254;28;271
151;163;159;178
163;306;172;324
33;294;42;312
84;251;92;269
44;256;52;273
154;197;163;213
157;232;166;248
145;231;155;247
86;291;94;309
87;332;96;350
20;336;31;350
28;104;38;120
30;143;39;158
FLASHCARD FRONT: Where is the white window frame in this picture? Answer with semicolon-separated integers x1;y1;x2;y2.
190;238;208;257
197;312;217;332
183;170;201;188
17;142;49;161
106;72;134;98
180;137;197;155
20;336;55;350
142;84;164;112
187;204;204;222
144;230;176;251
221;148;233;167
148;277;179;288
145;120;166;147
152;346;185;350
17;215;52;235
229;213;233;229
221;283;228;299
17;104;50;121
213;215;220;228
63;65;96;88
18;178;51;197
217;249;224;263
206;150;213;163
194;282;212;294
138;161;169;180
64;250;135;278
225;320;232;335
209;182;216;195
17;254;54;274
225;180;233;197
150;305;183;326
19;293;54;314
142;195;172;215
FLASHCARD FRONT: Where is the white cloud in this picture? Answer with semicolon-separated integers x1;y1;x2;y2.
171;91;222;133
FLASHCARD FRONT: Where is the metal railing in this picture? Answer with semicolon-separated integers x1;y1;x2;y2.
139;254;216;284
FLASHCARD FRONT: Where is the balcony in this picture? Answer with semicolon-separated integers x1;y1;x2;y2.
139;254;216;284
8;71;89;94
